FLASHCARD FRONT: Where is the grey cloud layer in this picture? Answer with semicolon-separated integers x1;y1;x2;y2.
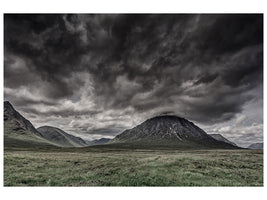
4;14;263;143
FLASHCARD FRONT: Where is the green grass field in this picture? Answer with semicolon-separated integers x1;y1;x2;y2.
4;147;263;186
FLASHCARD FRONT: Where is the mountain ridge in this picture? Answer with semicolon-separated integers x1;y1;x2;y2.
37;126;88;147
209;134;237;146
4;102;241;149
4;101;53;147
4;101;88;148
4;101;42;137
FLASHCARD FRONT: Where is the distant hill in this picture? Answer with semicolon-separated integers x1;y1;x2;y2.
109;115;238;149
209;134;237;146
4;101;87;148
3;102;242;150
37;126;88;147
248;143;263;149
86;138;111;146
4;101;53;147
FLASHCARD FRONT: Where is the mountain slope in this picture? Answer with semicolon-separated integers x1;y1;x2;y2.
248;143;263;149
37;126;88;147
4;101;53;147
86;138;111;146
109;115;238;149
209;134;237;146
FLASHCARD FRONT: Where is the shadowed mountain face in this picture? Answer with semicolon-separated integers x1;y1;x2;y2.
37;126;88;147
209;134;237;147
85;138;111;146
109;115;239;149
4;101;87;148
4;101;42;137
4;101;52;147
248;143;263;149
4;102;240;149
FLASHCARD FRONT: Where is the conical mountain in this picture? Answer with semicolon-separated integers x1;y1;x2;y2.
4;101;52;147
37;126;87;147
109;115;238;149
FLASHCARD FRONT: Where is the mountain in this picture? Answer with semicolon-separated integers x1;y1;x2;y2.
37;126;88;147
4;101;87;148
109;115;238;149
209;134;237;146
4;101;53;147
248;143;263;149
86;138;111;146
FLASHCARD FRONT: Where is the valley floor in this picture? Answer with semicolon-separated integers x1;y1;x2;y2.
4;147;263;186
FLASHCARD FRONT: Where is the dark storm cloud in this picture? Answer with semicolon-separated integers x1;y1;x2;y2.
4;14;263;128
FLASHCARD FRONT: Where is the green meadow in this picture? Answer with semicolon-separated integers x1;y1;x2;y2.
4;147;263;186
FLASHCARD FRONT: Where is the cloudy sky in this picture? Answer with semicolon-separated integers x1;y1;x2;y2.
4;14;263;147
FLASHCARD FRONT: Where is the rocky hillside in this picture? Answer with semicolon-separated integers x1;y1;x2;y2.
37;126;88;147
4;101;87;148
109;115;238;149
4;101;53;147
209;134;237;146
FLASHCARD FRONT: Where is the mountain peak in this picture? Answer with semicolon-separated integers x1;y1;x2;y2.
4;101;50;146
4;101;12;106
147;115;185;121
37;125;61;131
110;115;238;149
4;101;15;113
4;101;38;133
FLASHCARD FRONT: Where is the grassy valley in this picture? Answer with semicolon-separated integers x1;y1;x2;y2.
3;102;263;186
3;14;264;189
4;122;54;148
4;147;263;186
